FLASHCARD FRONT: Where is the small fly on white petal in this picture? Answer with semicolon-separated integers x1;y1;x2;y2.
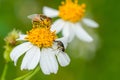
53;40;65;52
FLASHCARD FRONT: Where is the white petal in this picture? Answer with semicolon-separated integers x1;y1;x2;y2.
82;18;99;28
43;6;59;18
46;49;58;74
40;52;50;75
21;46;40;70
68;23;75;42
51;19;64;33
74;23;93;42
16;34;27;41
10;42;33;66
62;22;74;42
56;52;70;67
62;22;70;37
40;48;58;75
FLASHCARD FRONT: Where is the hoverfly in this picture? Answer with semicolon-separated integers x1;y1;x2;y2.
27;14;52;28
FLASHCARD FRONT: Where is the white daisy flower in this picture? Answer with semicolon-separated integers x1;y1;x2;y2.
10;17;70;75
43;0;99;42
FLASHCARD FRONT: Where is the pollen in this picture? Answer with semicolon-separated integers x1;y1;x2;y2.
25;27;56;48
59;0;86;23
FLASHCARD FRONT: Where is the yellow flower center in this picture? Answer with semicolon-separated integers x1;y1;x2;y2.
25;27;56;48
59;0;86;23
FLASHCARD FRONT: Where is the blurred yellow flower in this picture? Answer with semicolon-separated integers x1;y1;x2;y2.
43;0;99;42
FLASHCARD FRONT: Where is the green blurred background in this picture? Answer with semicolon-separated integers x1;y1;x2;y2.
0;0;120;80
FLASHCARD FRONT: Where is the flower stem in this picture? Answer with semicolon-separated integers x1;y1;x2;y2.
14;67;40;80
1;64;8;80
14;71;33;80
23;67;40;80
